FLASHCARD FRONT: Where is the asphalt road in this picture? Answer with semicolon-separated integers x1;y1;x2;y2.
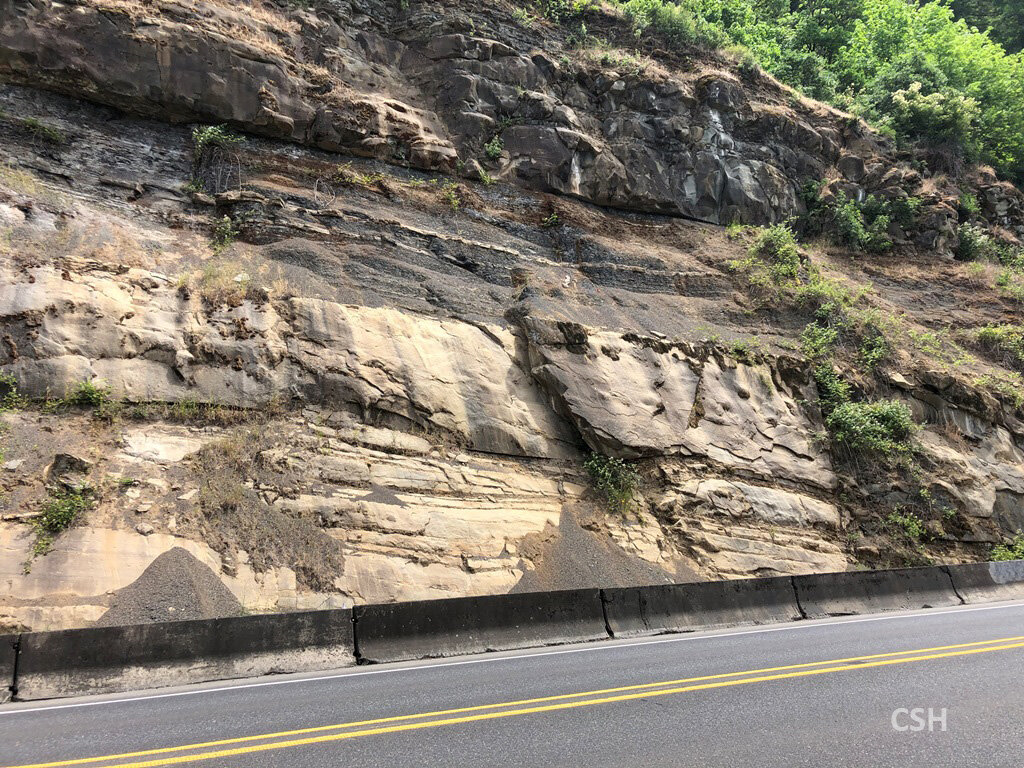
4;600;1024;768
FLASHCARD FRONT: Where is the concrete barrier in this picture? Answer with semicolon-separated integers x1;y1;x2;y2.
947;560;1024;604
15;609;354;701
355;589;608;663
793;566;962;619
1;633;16;704
602;577;802;638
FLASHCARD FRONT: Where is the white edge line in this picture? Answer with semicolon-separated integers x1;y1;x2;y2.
3;600;1024;716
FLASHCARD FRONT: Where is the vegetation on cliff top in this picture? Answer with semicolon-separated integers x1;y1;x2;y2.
551;0;1024;182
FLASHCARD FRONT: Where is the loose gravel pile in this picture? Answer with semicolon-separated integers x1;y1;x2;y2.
96;547;243;626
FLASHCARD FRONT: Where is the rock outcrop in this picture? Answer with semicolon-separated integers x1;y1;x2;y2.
1;0;1023;632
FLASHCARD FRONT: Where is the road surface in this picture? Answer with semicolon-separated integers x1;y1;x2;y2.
3;600;1024;767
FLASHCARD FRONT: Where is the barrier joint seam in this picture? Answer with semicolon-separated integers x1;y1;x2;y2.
598;590;614;639
790;577;808;621
9;633;21;701
350;608;367;666
941;565;967;606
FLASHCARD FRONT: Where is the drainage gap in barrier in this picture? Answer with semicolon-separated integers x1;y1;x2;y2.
942;566;967;606
598;590;615;639
790;577;808;620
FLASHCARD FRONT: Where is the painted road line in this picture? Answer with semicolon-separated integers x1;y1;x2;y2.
8;636;1024;768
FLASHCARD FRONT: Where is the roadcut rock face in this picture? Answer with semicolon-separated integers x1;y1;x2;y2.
1;0;1023;631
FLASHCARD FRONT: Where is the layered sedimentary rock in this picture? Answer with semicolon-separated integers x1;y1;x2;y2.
1;0;1023;631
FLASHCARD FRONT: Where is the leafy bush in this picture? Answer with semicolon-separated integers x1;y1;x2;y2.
615;0;711;48
886;510;926;541
191;124;243;160
858;328;890;370
813;364;852;412
997;268;1024;301
958;191;981;217
64;380;111;408
484;135;503;160
584;453;639;514
975;324;1024;370
991;532;1024;562
32;488;93;556
883;82;979;156
729;224;802;290
955;224;999;262
800;323;839;361
825;399;917;456
830;192;893;253
211;215;239;254
0;372;24;412
542;0;593;23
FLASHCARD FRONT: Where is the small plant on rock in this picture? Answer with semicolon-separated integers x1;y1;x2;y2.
211;215;239;254
885;509;926;542
991;533;1024;562
826;399;917;458
958;191;981;217
585;453;639;515
440;180;461;212
191;124;243;160
0;372;25;412
728;223;802;292
484;135;503;160
64;380;111;409
975;324;1024;371
31;487;94;560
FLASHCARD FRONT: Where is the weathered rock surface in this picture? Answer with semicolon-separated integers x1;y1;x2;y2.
0;0;928;226
1;0;1023;632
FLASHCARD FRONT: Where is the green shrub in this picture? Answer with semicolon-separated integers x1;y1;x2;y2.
191;124;243;160
20;117;66;145
813;365;851;411
976;324;1024;370
0;372;24;412
614;0;725;48
991;532;1024;562
484;135;503;160
211;215;239;253
958;191;981;217
441;180;461;212
858;329;890;371
886;510;926;541
751;224;801;279
883;82;980;157
542;0;593;23
32;488;93;557
825;399;917;456
729;224;802;290
997;269;1024;301
792;268;861;318
831;192;893;253
955;224;999;262
584;453;639;514
800;322;839;361
64;380;111;408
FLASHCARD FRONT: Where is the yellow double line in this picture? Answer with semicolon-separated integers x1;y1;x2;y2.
9;635;1024;768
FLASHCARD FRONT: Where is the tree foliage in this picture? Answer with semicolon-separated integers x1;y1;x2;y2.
609;0;1024;181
